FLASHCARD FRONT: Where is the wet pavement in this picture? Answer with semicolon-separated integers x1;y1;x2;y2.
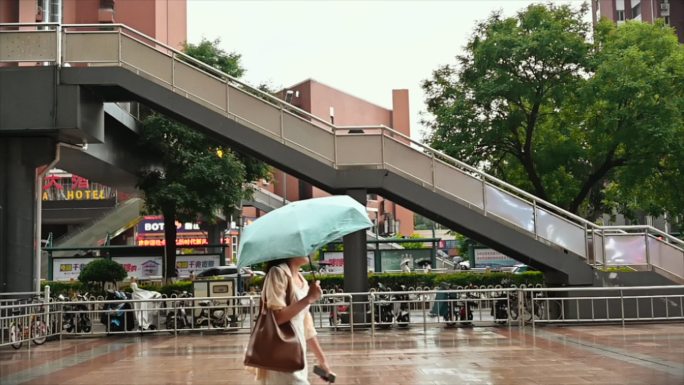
1;323;683;385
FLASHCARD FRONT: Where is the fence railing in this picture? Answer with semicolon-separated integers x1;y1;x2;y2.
526;286;684;327
2;285;683;348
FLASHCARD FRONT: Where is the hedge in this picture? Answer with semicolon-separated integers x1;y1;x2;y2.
41;271;543;297
133;281;194;296
249;271;543;291
40;281;86;297
41;280;194;297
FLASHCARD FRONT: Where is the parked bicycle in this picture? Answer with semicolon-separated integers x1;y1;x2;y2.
59;292;92;333
9;298;48;349
165;291;192;332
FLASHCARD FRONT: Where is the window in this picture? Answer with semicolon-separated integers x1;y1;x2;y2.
617;10;625;21
632;3;641;18
100;0;115;10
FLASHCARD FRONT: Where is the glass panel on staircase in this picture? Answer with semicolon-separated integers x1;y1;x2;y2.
484;185;534;232
536;208;586;258
603;235;647;266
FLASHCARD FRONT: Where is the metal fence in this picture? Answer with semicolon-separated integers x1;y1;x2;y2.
2;285;683;348
526;286;684;327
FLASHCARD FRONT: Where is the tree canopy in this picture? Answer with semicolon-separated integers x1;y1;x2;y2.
137;38;270;280
183;37;245;78
423;3;684;222
78;259;127;290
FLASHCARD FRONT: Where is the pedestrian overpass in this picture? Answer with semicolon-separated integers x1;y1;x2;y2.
1;24;682;291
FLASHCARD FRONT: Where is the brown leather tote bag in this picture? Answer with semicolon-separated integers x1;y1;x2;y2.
244;268;305;372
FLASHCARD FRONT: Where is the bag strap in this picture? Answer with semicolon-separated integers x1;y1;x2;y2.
260;265;293;312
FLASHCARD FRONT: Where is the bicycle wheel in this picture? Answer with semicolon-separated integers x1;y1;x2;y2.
509;303;520;321
547;300;563;320
32;319;48;345
9;323;22;349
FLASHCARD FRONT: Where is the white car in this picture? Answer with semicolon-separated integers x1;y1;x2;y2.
511;264;533;274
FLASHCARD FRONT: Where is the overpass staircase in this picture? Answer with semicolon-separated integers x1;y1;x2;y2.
1;24;682;286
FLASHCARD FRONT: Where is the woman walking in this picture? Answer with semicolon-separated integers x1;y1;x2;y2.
252;257;332;385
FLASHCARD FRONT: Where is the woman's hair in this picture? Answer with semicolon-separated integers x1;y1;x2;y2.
265;258;292;273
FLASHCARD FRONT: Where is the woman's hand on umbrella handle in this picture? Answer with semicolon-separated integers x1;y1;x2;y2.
306;280;322;304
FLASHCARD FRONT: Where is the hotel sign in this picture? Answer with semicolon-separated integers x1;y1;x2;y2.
42;174;115;201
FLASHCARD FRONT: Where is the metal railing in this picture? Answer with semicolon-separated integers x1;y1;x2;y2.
1;23;682;281
3;285;682;348
527;285;684;328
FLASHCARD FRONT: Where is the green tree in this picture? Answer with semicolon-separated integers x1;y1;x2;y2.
78;259;127;291
423;4;684;220
183;38;245;78
576;20;684;219
393;233;428;249
138;39;270;281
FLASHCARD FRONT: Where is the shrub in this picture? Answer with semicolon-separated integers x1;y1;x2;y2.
78;259;127;291
40;281;85;297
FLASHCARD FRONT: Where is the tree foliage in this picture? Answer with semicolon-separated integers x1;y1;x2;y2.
393;233;430;249
138;115;248;223
183;37;245;78
78;259;127;290
423;4;684;221
137;38;271;280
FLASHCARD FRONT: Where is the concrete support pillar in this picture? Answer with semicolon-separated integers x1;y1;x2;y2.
0;137;56;293
343;189;368;324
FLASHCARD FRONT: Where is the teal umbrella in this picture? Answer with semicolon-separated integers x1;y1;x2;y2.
237;195;373;268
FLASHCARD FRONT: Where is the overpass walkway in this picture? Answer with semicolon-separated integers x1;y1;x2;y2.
1;24;683;286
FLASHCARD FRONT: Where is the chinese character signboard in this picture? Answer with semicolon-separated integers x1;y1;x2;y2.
136;215;201;235
52;257;94;281
52;255;221;281
42;172;115;201
135;238;212;247
175;255;219;277
473;248;518;268
320;251;375;274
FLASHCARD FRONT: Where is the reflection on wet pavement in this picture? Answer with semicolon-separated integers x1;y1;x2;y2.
1;324;683;384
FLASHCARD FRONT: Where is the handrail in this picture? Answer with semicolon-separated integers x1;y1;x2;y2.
57;23;340;134
522;285;684;292
339;123;602;230
599;225;684;246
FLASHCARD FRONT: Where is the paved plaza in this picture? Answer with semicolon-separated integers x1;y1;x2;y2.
1;323;683;385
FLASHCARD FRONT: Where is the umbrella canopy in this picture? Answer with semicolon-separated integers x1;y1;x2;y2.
237;195;373;268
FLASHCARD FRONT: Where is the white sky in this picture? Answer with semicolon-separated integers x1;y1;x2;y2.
188;0;588;141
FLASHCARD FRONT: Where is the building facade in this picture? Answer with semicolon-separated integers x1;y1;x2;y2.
592;0;684;42
262;79;416;237
1;0;189;256
0;0;187;49
2;1;416;262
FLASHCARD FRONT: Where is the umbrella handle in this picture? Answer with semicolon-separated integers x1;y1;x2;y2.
308;256;317;282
